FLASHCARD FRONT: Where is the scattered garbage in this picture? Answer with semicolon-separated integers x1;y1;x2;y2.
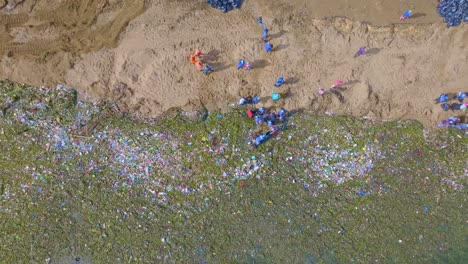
0;2;467;259
423;204;430;213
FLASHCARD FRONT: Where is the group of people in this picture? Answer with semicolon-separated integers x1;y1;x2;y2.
238;96;288;147
190;16;276;74
435;92;468;111
237;59;251;70
257;17;274;54
191;16;275;74
237;19;292;146
189;49;213;74
435;92;467;130
195;13;467;141
438;116;467;130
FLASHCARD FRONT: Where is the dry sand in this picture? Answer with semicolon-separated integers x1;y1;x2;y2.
0;0;467;127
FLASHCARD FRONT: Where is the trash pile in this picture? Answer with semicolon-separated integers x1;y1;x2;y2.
1;82;465;211
437;0;468;27
207;0;243;13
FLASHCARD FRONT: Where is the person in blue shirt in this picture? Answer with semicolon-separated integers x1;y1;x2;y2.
254;131;273;146
441;103;449;111
279;108;287;119
435;93;449;103
257;17;263;26
257;107;265;115
456;92;467;102
264;42;273;53
272;91;280;101
203;64;213;74
262;28;269;42
255;115;264;125
400;10;412;21
237;59;245;69
274;77;285;87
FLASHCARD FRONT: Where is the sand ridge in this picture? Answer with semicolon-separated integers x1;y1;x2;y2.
0;0;467;127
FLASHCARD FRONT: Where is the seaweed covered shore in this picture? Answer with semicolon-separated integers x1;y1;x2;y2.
0;82;466;263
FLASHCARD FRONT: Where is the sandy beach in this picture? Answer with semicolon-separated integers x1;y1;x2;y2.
0;0;467;127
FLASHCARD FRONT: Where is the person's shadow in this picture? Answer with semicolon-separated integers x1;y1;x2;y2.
204;49;231;72
273;43;289;52
285;77;299;85
410;13;426;19
204;50;220;62
251;59;269;69
366;48;381;56
269;30;287;40
211;62;231;72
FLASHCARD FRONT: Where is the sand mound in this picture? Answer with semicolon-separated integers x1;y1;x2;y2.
1;0;467;127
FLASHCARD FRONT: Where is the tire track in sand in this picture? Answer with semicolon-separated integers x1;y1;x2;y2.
0;0;145;56
0;13;29;25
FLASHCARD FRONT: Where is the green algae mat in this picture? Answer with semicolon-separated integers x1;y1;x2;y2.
0;81;467;263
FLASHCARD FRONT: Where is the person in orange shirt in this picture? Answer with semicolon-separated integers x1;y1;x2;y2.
194;49;204;57
194;61;203;71
190;54;197;64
